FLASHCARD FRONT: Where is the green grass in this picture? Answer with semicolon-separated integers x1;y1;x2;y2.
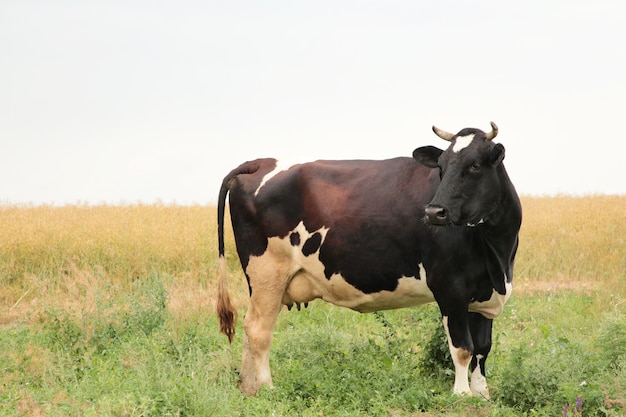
1;281;624;416
0;197;624;416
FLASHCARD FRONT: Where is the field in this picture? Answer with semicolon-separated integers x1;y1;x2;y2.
0;196;624;416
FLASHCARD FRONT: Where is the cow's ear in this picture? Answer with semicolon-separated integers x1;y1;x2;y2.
413;146;443;168
490;143;505;166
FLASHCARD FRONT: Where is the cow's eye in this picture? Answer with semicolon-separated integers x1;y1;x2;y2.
468;163;481;173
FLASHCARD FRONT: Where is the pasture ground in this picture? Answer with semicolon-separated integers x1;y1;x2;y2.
0;196;624;416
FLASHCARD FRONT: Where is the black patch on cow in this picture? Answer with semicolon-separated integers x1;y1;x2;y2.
302;232;322;256
290;232;301;246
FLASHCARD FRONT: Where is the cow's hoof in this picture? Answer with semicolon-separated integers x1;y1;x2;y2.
237;381;259;397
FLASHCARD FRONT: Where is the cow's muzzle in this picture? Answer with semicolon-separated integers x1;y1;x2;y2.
425;205;449;226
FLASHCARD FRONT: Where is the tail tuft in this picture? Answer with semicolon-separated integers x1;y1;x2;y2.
217;256;237;343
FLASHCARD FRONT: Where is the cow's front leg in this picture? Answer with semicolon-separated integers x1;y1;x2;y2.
442;313;473;396
469;312;493;399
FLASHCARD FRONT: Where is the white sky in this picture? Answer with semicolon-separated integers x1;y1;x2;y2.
1;0;625;205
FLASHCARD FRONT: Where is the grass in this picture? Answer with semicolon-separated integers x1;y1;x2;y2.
0;196;624;416
515;195;624;287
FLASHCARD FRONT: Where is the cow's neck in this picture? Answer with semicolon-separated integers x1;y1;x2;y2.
484;167;521;235
480;170;522;293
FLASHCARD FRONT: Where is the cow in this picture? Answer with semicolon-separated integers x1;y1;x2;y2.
216;122;522;398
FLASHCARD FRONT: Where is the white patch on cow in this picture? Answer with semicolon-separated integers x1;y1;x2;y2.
245;222;434;313
452;134;475;153
469;280;513;319
443;316;472;395
254;160;297;196
470;357;490;398
467;219;485;227
324;267;434;313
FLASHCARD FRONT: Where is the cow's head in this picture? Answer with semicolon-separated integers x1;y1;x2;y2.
413;122;506;226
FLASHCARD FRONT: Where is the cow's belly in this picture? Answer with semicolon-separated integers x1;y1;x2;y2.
285;267;435;313
246;221;513;318
245;222;435;313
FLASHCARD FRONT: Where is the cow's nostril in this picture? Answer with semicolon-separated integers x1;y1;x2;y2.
425;206;448;225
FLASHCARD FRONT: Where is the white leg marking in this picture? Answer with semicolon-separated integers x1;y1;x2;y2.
240;246;293;396
470;356;490;399
240;299;281;396
452;134;475;153
443;316;472;395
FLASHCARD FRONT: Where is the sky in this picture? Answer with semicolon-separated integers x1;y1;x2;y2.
1;0;625;206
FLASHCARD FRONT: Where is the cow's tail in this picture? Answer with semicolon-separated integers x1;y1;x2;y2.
217;173;237;344
216;161;261;344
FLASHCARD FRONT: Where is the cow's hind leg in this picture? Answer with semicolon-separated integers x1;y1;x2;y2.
238;287;283;396
469;312;493;399
238;258;288;396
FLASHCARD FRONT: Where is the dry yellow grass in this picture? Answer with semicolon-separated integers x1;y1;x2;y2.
0;204;215;280
0;196;624;326
515;195;625;293
0;203;248;327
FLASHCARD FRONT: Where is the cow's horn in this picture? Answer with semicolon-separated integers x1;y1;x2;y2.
432;125;455;141
485;121;498;141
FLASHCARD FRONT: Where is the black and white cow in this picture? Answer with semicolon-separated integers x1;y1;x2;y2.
217;122;522;398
